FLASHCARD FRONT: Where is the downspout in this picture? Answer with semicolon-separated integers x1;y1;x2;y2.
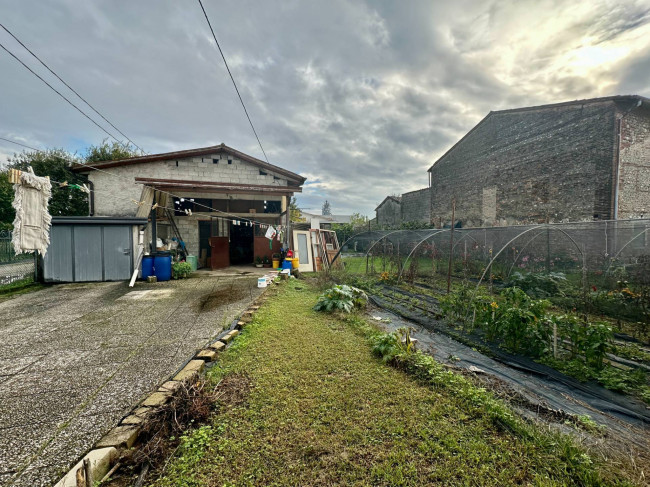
87;179;95;216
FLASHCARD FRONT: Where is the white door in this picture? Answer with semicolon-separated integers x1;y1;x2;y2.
293;230;314;272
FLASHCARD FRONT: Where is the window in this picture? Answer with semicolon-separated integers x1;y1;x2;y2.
175;160;179;167
194;198;213;212
212;158;219;164
228;159;232;164
259;170;267;176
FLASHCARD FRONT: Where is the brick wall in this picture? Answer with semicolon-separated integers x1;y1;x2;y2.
376;198;401;228
617;105;650;219
429;99;622;227
401;188;431;224
88;152;289;217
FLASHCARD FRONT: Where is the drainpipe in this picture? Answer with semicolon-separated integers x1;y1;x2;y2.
87;179;95;216
151;190;157;254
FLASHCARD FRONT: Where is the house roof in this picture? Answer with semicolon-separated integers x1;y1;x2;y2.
72;143;306;184
375;195;401;212
428;95;650;172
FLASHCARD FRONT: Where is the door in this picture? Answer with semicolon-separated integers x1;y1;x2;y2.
209;237;230;269
293;230;314;272
103;225;132;280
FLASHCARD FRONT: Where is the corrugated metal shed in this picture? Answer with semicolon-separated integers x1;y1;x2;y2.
43;217;147;283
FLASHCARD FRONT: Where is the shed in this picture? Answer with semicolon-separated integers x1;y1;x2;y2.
42;217;147;283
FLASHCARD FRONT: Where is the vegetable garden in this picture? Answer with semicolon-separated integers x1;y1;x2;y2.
332;219;650;405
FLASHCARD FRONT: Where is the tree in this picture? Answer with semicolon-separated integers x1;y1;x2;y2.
85;140;140;163
289;196;305;223
6;148;88;219
322;200;332;215
332;212;368;245
0;172;14;230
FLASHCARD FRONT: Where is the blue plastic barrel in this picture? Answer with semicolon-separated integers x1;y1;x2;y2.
142;255;154;279
154;252;172;281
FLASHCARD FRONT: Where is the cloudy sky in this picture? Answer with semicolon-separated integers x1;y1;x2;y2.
1;0;649;216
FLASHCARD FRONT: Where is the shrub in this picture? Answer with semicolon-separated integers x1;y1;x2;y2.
313;285;368;313
505;271;570;298
172;261;193;279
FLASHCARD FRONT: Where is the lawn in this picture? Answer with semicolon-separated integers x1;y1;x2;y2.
150;281;615;487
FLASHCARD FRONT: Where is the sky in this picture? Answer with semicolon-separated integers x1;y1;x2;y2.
1;0;649;217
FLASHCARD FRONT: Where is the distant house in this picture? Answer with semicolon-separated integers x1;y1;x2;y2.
73;143;305;269
300;211;354;229
375;196;401;228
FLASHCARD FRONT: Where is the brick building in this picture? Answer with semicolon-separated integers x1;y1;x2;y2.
428;95;650;227
73;143;305;268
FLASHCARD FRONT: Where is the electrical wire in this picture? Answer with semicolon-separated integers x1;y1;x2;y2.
75;159;285;227
0;23;146;155
0;40;124;145
196;0;269;164
0;136;39;152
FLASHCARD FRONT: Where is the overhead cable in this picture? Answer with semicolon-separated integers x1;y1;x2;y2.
0;23;146;154
0;136;39;152
196;0;269;164
0;40;124;144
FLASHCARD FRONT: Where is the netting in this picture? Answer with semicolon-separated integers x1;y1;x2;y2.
334;219;650;325
0;230;36;288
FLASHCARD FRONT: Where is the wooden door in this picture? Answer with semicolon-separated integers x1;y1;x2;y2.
209;237;229;269
292;230;314;272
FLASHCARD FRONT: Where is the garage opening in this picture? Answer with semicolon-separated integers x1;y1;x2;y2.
229;222;254;265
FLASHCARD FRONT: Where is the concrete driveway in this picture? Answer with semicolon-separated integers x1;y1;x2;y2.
0;269;265;486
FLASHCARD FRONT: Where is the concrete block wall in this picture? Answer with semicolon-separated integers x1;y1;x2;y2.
617;105;650;219
89;153;289;217
429;99;620;227
401;188;431;224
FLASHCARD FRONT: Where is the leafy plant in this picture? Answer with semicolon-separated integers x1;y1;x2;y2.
505;271;570;298
313;285;368;313
172;261;193;279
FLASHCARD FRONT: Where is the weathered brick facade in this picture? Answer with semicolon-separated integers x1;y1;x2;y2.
427;96;650;227
401;188;431;225
375;196;401;228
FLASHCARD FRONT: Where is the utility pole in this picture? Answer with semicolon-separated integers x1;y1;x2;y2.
447;198;456;294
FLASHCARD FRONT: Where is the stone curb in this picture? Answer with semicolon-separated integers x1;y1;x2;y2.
53;289;270;486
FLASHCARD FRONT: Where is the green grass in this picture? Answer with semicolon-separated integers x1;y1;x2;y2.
150;282;622;487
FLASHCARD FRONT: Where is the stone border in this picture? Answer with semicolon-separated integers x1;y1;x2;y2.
53;294;269;486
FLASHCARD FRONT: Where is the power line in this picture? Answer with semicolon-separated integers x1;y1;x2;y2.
0;136;39;152
0;23;146;155
196;0;270;164
76;159;283;228
0;40;124;145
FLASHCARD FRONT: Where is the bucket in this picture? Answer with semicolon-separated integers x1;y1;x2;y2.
257;277;267;288
281;260;292;273
186;255;198;272
272;259;280;269
154;251;172;281
291;257;299;270
142;255;154;279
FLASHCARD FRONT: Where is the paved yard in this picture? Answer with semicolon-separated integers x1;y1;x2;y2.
0;269;265;486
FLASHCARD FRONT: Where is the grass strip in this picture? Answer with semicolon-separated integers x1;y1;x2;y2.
151;281;622;487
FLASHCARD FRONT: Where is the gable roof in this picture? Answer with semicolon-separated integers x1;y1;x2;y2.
428;95;650;172
375;195;401;212
72;143;306;184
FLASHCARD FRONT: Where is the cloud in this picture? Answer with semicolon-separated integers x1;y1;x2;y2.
0;0;648;217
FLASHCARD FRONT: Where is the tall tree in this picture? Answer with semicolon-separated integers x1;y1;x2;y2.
6;148;88;218
322;200;332;215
